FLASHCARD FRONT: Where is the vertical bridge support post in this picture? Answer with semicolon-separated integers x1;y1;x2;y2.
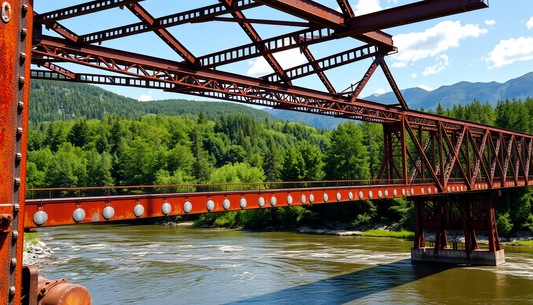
1;0;32;303
411;192;505;266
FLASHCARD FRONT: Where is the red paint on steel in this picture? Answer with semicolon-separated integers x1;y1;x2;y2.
343;0;488;37
33;0;143;24
23;180;497;229
0;0;33;303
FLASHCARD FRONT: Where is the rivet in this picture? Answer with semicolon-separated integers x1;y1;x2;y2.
16;153;22;160
34;211;48;225
22;4;28;12
19;76;25;84
359;191;363;200
9;286;15;295
12;231;18;239
411;188;414;195
11;258;16;266
258;197;265;207
309;194;314;203
368;191;373;199
428;187;431;194
183;202;192;213
300;195;306;204
378;190;383;198
348;192;353;200
239;198;247;209
17;127;23;135
223;199;230;210
20;52;26;61
134;204;144;217
402;189;406;196
18;101;24;109
14;177;21;185
270;196;277;206
102;206;114;220
162;202;172;214
21;28;27;36
13;204;19;212
72;208;86;222
421;188;425;195
393;189;397;197
286;195;293;205
385;190;389;197
336;192;341;201
323;193;328;202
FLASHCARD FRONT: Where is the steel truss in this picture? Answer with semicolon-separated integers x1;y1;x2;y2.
413;193;501;254
2;0;523;302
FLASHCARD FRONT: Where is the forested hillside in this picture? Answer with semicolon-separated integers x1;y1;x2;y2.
30;79;283;124
26;96;533;235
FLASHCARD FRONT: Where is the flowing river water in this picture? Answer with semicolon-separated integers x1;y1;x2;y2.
36;223;533;304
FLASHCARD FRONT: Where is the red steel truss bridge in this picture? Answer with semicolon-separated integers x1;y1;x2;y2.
2;0;529;303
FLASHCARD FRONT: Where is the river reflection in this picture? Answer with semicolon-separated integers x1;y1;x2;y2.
36;223;533;304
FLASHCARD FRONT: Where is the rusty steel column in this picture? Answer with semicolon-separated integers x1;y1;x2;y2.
0;0;33;304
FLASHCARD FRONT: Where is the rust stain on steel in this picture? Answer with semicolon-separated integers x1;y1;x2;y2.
1;0;33;303
20;182;466;228
38;276;92;305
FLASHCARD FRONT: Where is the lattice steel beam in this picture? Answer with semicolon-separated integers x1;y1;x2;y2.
31;36;533;143
126;3;198;67
263;45;377;84
78;0;261;44
340;0;488;38
256;0;393;49
34;0;144;24
219;0;291;84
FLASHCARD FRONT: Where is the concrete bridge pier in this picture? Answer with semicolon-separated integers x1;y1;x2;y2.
411;192;505;266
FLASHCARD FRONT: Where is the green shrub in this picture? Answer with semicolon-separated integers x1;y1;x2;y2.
24;233;41;252
496;212;514;237
522;214;533;232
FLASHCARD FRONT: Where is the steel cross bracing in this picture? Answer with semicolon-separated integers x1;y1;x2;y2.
29;0;533;195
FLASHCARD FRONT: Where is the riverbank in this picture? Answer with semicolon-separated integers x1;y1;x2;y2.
23;233;54;267
157;220;533;247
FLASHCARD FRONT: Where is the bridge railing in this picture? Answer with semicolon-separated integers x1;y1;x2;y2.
25;178;449;200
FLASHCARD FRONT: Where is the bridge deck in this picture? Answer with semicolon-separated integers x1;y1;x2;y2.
24;179;522;228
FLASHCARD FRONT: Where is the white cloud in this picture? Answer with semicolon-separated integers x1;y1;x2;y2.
247;47;307;75
485;20;496;26
527;17;533;29
353;0;382;16
374;88;386;95
391;62;406;68
423;54;450;75
137;94;152;102
485;37;533;68
395;21;487;63
418;85;434;91
412;73;417;78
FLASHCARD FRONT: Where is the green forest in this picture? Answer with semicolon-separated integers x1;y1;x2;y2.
26;79;533;236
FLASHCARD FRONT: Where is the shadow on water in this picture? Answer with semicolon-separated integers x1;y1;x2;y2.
226;260;452;305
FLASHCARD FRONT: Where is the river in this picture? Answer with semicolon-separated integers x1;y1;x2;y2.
36;223;533;304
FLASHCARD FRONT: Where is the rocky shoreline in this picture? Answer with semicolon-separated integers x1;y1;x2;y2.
23;240;54;267
158;221;533;246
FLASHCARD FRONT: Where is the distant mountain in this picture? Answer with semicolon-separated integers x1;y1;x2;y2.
262;108;347;130
364;71;533;110
30;71;533;130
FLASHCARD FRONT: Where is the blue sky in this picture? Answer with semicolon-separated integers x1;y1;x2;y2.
34;0;533;105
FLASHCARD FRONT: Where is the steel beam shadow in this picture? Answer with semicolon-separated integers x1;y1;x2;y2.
224;259;451;304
